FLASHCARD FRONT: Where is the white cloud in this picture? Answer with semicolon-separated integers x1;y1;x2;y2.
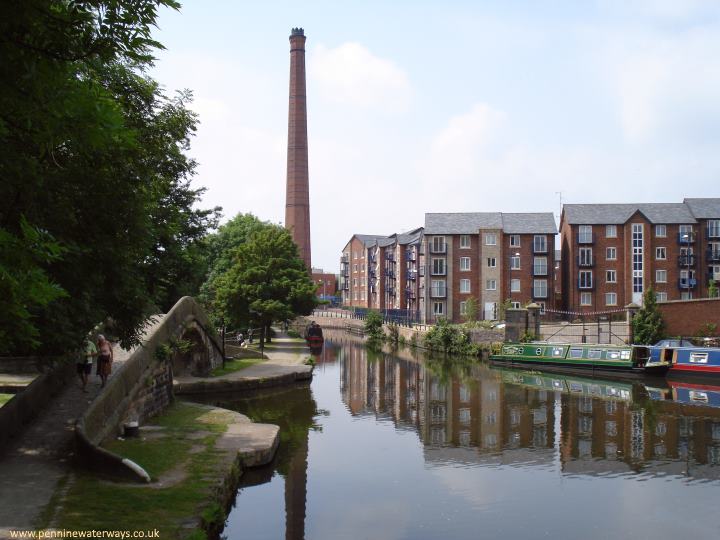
310;42;412;111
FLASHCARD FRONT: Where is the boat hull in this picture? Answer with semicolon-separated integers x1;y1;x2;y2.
651;345;720;378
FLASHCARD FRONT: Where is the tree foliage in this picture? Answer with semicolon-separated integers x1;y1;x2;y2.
0;1;219;354
212;225;317;334
462;296;479;323
632;288;665;345
364;310;384;341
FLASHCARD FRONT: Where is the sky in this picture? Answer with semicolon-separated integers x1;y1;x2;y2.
151;0;720;272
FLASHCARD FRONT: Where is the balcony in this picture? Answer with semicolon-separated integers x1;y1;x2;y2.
707;249;720;262
577;256;594;267
679;277;697;289
406;250;416;262
385;269;395;279
407;270;417;280
430;286;447;298
678;254;696;267
406;288;416;299
385;251;395;262
385;284;396;296
577;232;595;244
341;255;349;264
678;232;696;244
708;271;720;283
369;253;377;263
341;282;349;291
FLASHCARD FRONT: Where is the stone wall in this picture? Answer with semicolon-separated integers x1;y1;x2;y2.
75;296;223;482
657;298;720;337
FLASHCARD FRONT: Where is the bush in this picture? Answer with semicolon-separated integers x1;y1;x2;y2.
424;319;481;356
364;310;384;340
632;288;665;344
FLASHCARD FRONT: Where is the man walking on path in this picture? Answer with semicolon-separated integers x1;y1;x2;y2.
77;338;97;392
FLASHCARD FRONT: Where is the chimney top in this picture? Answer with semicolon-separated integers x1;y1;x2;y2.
291;27;305;37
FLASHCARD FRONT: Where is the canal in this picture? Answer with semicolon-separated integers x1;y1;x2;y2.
211;332;720;539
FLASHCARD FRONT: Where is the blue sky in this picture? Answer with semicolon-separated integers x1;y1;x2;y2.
152;0;720;271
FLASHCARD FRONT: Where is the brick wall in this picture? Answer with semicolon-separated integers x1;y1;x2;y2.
657;298;720;336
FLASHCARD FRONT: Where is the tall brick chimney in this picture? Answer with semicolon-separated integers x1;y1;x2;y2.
285;27;311;270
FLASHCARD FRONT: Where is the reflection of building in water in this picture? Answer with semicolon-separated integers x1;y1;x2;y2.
338;343;720;480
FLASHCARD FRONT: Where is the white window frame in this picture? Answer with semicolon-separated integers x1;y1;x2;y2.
433;301;444;316
431;236;446;253
487;257;496;268
510;255;521;270
655;224;667;237
485;233;497;246
655;269;667;283
606;225;617;238
486;279;497;291
709;220;720;238
533;235;547;253
533;257;548;276
578;225;593;243
606;247;617;261
459;257;471;271
430;280;447;298
459;301;467;315
510;235;521;247
580;292;592;306
431;258;446;275
579;270;593;289
656;291;668;302
511;279;521;292
511;301;521;309
606;270;616;283
605;292;617;306
460;235;471;249
459;279;471;293
533;279;547;298
655;247;666;260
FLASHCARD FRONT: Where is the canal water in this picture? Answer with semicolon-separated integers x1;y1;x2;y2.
213;332;720;539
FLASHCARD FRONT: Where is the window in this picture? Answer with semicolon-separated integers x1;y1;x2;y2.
433;302;444;315
579;270;593;289
431;258;446;275
431;236;446;253
709;220;720;238
430;280;446;297
533;235;547;252
460;279;471;293
511;302;521;309
579;247;593;266
510;235;521;247
656;269;667;283
353;278;357;286
354;251;358;259
578;225;593;243
606;270;616;283
460;235;471;248
533;257;548;275
632;224;644;294
606;292;617;306
580;292;592;306
679;225;694;243
487;257;496;268
460;257;471;271
486;279;497;291
533;279;547;298
459;301;467;315
655;247;666;260
511;279;521;292
606;247;617;260
354;264;358;272
510;255;521;270
606;225;617;238
353;291;358;300
655;224;667;237
656;291;668;302
485;233;497;246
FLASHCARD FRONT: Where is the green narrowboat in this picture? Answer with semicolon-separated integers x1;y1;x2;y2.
489;342;669;376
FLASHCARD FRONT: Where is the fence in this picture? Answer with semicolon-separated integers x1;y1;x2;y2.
311;308;427;329
539;308;630;345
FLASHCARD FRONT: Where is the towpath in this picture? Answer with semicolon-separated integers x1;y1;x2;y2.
0;318;163;534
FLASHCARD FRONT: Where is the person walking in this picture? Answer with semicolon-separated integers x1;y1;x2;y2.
77;338;97;392
96;334;114;389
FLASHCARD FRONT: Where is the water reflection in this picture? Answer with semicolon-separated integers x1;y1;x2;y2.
334;334;720;481
219;332;720;540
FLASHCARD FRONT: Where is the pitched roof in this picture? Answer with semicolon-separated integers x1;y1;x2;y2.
562;203;696;225
502;213;558;234
684;198;720;219
354;234;387;247
397;227;424;245
424;212;556;234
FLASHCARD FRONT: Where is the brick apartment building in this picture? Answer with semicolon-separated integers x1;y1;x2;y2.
340;228;423;316
560;198;720;312
310;268;336;300
420;213;557;323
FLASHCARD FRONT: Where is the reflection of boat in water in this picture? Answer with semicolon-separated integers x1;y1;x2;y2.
490;342;669;377
305;321;324;347
650;339;720;378
662;380;720;408
492;365;637;402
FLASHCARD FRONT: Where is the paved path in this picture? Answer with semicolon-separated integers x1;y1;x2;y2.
174;332;313;393
0;318;163;533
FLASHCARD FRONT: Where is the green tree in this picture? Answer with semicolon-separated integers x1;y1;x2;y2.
709;279;719;299
462;296;479;323
0;1;219;354
632;288;665;345
364;310;384;340
213;226;317;344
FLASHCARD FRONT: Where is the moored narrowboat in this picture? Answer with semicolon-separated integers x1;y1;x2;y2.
651;339;720;377
490;342;669;376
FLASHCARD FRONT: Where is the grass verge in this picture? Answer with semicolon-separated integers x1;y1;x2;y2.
210;358;263;377
46;401;235;538
0;393;14;407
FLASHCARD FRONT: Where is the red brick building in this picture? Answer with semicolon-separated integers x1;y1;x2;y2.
560;198;720;312
311;268;336;300
420;213;557;323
